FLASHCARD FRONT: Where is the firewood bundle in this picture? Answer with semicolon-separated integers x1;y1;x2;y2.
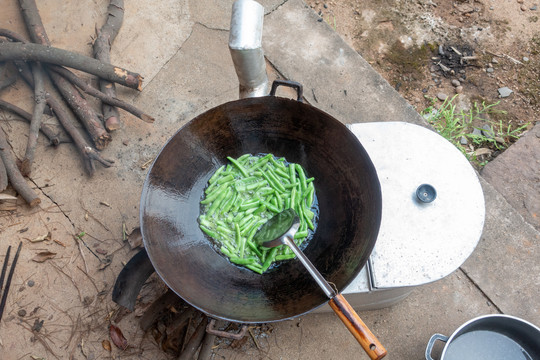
0;0;153;207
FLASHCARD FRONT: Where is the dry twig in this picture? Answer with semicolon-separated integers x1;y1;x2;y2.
0;128;40;206
49;66;154;123
0;42;143;90
20;61;47;175
94;0;125;130
0;98;65;145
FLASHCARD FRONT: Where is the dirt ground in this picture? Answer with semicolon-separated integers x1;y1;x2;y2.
306;0;539;155
0;0;538;359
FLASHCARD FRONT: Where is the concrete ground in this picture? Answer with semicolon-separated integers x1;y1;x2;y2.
0;0;538;359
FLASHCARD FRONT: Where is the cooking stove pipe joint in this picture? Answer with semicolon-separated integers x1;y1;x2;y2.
229;0;269;99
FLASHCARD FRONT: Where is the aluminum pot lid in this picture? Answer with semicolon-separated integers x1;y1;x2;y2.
349;122;485;288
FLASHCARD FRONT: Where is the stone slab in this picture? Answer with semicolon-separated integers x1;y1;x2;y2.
481;122;540;232
461;177;540;325
263;0;427;126
215;271;498;359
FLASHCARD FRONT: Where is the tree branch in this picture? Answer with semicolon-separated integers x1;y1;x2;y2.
48;69;112;150
20;61;47;175
94;0;125;131
0;127;40;206
49;66;154;123
0;98;66;145
0;42;143;90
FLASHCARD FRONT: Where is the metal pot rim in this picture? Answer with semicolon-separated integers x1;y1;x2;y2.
441;314;540;357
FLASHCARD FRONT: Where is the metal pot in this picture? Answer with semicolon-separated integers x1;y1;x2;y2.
426;314;540;360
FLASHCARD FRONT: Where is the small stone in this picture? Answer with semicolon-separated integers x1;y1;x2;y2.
498;87;513;98
18;309;27;317
438;45;445;56
491;58;499;64
434;78;440;84
317;17;323;22
490;6;494;10
455;86;463;94
460;136;469;145
482;124;494;138
422;88;428;93
472;128;483;136
523;56;530;62
27;280;35;287
488;63;493;68
451;79;461;87
323;3;328;8
437;92;448;101
487;67;494;73
517;0;524;4
521;4;527;11
459;69;466;74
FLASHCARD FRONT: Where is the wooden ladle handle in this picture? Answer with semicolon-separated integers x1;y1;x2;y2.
329;293;387;360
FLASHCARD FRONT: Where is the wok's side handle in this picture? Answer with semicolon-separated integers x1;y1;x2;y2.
329;293;387;360
269;79;303;102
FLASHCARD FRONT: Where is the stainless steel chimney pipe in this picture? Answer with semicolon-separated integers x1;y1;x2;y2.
229;0;269;98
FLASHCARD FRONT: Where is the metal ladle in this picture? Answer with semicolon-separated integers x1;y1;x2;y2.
254;208;387;360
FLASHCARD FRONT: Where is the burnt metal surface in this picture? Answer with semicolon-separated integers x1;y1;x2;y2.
140;95;382;323
112;248;155;310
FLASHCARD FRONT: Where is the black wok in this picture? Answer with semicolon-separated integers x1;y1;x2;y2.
140;81;382;325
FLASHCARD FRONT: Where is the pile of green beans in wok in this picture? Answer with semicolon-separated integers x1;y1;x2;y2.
198;153;318;273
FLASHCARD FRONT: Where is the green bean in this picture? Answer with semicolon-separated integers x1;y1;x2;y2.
253;204;267;215
230;257;256;265
220;246;233;257
238;214;254;228
250;154;272;171
262;247;278;272
217;225;233;235
240;200;260;211
295;164;307;193
201;185;225;204
262;200;280;213
274;193;283;211
240;217;258;235
246;239;263;258
237;153;251;165
289;187;296;209
233;211;246;223
236;223;246;256
245;264;263;274
207;188;229;216
200;225;218;239
217;174;234;184
289;164;297;184
293;230;309;239
221;192;237;214
274;167;290;179
227;156;249;177
266;168;286;192
276;253;296;261
199;217;212;228
284;181;299;189
208;165;225;184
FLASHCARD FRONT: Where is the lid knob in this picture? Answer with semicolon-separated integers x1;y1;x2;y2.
416;184;437;203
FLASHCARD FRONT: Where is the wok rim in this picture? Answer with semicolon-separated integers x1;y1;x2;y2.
140;95;382;323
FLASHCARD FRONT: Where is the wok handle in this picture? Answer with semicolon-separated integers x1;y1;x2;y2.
329;293;387;360
269;79;303;102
